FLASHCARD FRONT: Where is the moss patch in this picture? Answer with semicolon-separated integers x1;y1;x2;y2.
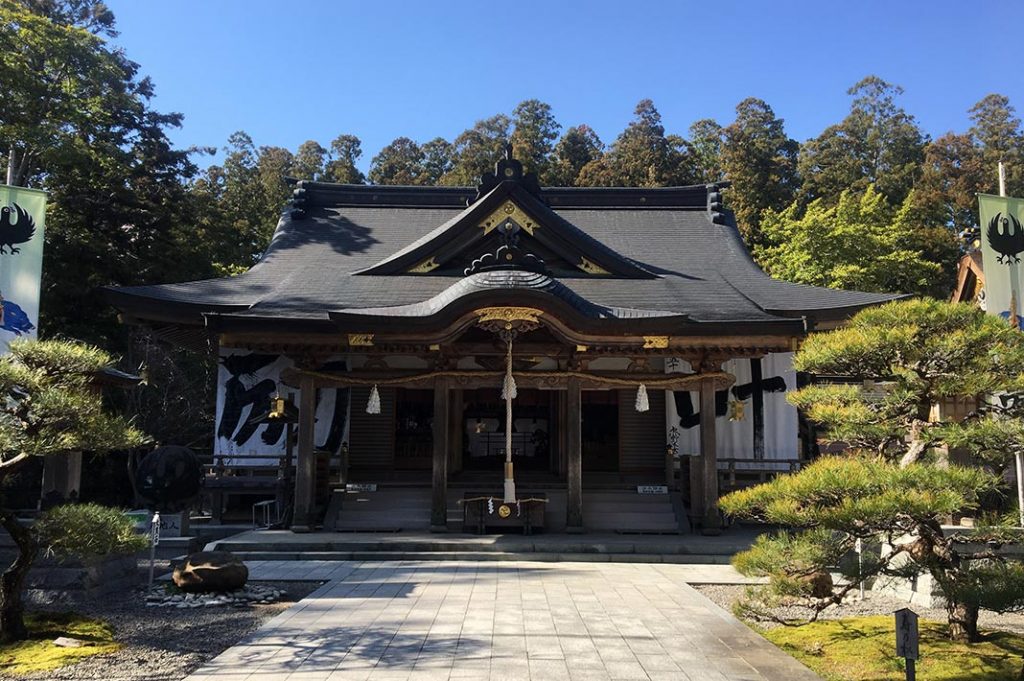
762;615;1024;681
0;611;119;675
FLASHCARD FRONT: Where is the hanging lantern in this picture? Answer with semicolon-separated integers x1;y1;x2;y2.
366;384;381;414
635;383;649;412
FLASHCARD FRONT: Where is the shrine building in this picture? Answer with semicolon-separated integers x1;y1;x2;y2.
106;150;897;534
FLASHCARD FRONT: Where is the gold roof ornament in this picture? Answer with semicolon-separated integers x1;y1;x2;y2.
642;336;670;349
578;257;610;275
479;201;537;235
408;257;439;273
347;334;374;347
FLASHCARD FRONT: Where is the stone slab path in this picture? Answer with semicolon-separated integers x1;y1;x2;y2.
184;561;816;681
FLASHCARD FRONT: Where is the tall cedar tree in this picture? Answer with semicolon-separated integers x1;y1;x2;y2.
720;98;799;244
510;99;561;182
578;100;694;188
723;300;1024;642
689;118;725;184
369;137;425;185
0;340;146;642
798;76;926;206
441;115;511;186
548;125;603;187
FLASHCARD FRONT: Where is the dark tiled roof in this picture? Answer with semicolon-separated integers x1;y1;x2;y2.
106;180;901;333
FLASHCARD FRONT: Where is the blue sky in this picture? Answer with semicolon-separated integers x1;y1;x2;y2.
108;1;1023;172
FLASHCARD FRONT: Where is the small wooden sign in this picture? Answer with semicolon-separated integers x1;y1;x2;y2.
895;608;919;660
346;483;377;492
637;485;668;495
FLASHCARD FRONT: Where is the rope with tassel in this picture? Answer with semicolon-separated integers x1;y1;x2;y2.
502;337;517;503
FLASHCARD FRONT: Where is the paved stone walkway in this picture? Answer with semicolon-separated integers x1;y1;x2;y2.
185;561;817;681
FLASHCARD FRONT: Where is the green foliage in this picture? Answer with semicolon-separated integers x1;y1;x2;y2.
790;300;1024;464
0;611;118;675
440;114;511;186
762;615;1024;681
548;125;603;186
721;457;990;531
578;100;695;189
35;503;148;560
720;98;799;243
369;137;426;185
511;99;560;180
0;339;146;461
729;301;1024;641
756;186;955;297
798;76;926;206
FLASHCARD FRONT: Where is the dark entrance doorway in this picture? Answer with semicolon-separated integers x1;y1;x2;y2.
461;388;554;472
394;388;433;470
582;390;619;472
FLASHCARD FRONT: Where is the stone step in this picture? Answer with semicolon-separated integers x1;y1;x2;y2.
226;550;734;564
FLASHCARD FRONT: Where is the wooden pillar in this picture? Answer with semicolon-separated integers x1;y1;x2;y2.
699;376;721;534
450;389;464;475
292;375;317;532
566;377;583;532
431;377;450;532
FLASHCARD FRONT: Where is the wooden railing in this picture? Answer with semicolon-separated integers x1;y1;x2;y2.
717;457;802;493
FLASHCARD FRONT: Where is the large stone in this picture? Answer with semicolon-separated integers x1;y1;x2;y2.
172;551;248;592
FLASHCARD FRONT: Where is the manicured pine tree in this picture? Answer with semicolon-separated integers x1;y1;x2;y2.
722;300;1024;643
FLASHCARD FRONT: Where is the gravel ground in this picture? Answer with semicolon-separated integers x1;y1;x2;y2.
696;583;1024;635
0;560;322;681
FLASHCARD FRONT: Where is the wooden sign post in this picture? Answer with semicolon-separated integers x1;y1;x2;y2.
895;608;919;681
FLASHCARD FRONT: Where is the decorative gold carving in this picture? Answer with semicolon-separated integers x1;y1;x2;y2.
497;504;512;518
479;201;537;235
475;307;544;325
575;344;588;352
642;336;670;349
429;344;441;351
347;334;374;347
577;256;610;275
475;306;543;339
408;257;439;273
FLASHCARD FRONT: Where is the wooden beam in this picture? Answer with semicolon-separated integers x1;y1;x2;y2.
566;376;583;532
699;376;721;535
292;374;317;532
280;367;737;393
431;377;450;531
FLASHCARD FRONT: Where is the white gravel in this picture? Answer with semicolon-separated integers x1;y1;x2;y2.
0;567;321;681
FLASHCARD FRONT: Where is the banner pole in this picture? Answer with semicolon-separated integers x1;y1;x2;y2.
5;148;13;187
999;161;1007;198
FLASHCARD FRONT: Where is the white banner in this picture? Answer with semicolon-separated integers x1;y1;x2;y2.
214;349;350;465
0;185;46;353
665;352;798;461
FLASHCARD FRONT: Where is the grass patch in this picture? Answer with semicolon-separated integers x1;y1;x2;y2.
762;615;1024;680
0;611;119;675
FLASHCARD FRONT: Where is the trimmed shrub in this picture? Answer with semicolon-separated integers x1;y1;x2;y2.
35;503;149;561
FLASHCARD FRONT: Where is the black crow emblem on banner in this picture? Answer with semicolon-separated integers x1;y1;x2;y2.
987;212;1024;265
0;204;35;255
